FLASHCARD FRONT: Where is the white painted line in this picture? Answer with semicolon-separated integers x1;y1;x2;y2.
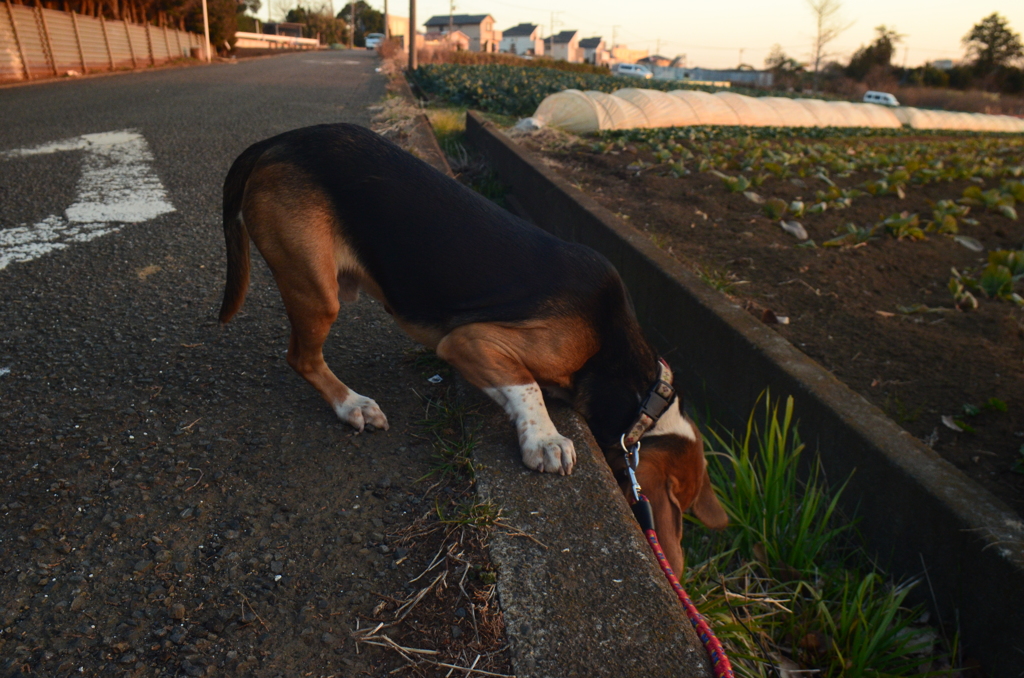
0;130;175;270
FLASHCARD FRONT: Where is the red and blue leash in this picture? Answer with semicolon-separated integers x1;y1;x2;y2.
621;434;735;678
632;495;735;678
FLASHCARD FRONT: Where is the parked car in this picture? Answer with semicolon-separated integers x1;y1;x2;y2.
365;33;385;50
863;90;899;106
613;63;653;79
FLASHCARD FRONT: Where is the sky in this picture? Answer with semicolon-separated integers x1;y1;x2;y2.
265;0;1024;70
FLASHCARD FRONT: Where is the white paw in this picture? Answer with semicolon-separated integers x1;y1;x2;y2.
521;434;576;475
333;393;389;432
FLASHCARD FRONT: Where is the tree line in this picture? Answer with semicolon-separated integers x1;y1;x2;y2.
767;11;1024;97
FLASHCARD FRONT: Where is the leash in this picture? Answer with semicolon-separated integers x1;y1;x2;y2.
623;437;736;678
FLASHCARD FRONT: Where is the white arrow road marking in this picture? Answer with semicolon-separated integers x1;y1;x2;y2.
0;130;175;270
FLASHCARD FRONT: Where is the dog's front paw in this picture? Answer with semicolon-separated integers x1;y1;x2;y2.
333;393;389;432
521;434;576;475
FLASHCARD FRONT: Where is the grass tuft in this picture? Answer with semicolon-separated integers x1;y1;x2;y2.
417;389;479;482
685;394;949;677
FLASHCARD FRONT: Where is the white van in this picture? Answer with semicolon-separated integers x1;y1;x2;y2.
863;91;899;106
613;63;653;79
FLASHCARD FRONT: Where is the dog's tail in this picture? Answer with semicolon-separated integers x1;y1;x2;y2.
218;143;265;324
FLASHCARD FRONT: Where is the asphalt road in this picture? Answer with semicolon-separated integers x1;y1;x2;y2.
0;50;478;677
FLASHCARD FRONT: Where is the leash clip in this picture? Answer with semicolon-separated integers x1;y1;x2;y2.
620;434;642;504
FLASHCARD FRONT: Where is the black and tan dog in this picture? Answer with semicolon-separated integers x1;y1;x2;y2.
218;124;727;574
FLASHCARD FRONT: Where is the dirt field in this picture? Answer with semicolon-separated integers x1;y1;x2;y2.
517;130;1024;517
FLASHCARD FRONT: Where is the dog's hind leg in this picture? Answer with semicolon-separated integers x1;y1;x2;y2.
437;324;577;475
242;176;388;433
280;288;389;433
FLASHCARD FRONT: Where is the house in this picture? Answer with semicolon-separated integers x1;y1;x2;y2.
423;14;502;52
638;54;673;68
657;67;773;88
579;37;608;66
424;29;470;51
500;23;543;56
545;30;581;63
610;45;648;64
262;22;305;38
387;15;409;50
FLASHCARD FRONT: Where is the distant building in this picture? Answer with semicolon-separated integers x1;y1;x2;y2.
610;45;649;64
545;30;581;63
579;37;609;66
929;59;954;70
424;29;470;51
387;15;409;49
654;66;773;87
500;23;543;56
638;54;673;68
423;14;502;52
262;22;305;38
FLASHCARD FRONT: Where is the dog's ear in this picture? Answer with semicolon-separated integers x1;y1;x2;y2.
691;465;728;529
658;475;687;575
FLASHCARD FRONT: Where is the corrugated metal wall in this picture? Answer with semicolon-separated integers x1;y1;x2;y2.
0;2;207;83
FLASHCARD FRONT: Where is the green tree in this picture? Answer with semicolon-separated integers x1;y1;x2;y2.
806;0;852;91
187;0;238;51
286;5;348;44
338;1;383;47
238;0;261;15
846;25;903;80
963;13;1023;74
765;44;804;73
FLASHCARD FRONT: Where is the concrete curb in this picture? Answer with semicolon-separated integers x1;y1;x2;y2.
464;110;1024;676
391;74;454;178
387;87;711;675
459;384;712;678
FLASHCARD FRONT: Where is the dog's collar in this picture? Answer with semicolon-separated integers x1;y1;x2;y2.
622;359;676;449
614;359;675;501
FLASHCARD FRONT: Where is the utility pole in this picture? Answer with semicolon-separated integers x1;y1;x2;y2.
349;0;356;48
408;0;416;70
655;38;660;56
549;11;562;43
738;47;744;67
448;0;454;35
201;0;211;61
383;0;388;39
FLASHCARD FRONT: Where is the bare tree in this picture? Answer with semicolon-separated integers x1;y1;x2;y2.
806;0;852;91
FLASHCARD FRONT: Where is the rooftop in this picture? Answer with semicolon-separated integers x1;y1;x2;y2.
502;23;538;37
549;30;578;44
579;37;604;48
424;14;492;27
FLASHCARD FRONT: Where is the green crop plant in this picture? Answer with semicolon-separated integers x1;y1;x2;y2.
721;173;751;193
881;212;926;241
925;199;971;234
960;185;1018;220
948;269;980;310
978;263;1016;299
763;197;788;220
988;249;1024;280
949;265;1024;305
822;223;880;248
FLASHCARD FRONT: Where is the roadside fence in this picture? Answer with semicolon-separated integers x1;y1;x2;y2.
1;1;210;83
